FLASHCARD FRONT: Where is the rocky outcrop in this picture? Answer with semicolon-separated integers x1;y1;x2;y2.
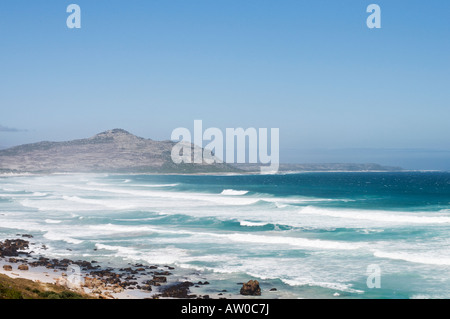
240;280;261;296
28;257;99;271
0;237;220;299
0;239;29;257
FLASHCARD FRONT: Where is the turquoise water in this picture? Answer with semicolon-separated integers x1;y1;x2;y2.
1;172;450;298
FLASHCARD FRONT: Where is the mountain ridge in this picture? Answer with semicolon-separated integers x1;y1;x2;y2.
0;129;404;174
0;129;236;174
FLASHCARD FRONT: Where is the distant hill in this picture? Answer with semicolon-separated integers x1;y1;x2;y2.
0;129;237;174
0;129;403;174
233;163;404;172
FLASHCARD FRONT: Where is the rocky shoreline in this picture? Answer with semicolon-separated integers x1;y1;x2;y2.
0;236;264;299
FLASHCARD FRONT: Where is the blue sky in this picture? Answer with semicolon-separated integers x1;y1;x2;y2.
0;1;449;169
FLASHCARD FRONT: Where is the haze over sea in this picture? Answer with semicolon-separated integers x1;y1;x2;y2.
1;172;450;298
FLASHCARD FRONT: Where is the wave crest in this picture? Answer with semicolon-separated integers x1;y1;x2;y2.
221;189;249;196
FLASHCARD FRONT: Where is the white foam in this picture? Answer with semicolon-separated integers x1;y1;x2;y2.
139;183;179;188
211;233;363;250
221;189;249;196
62;195;136;210
0;220;42;232
43;231;83;245
373;251;450;266
95;243;137;255
70;185;260;206
239;220;269;227
89;224;362;251
89;224;161;234
274;202;288;208
298;206;450;225
45;219;62;224
33;192;48;197
281;279;364;294
20;198;99;212
0;192;47;198
95;243;188;264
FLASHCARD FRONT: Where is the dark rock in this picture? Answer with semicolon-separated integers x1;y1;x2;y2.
141;285;152;291
0;239;29;257
3;265;12;271
154;271;171;276
152;276;167;283
18;264;29;271
240;280;261;296
270;288;277;291
73;260;95;270
158;281;195;298
144;275;167;286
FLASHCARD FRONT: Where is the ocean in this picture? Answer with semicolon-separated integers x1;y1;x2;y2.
1;172;450;299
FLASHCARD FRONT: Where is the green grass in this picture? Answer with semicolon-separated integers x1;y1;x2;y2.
0;274;90;299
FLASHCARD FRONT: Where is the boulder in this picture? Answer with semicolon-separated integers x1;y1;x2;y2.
151;276;167;284
3;265;13;271
158;281;194;298
240;280;261;296
18;264;29;271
